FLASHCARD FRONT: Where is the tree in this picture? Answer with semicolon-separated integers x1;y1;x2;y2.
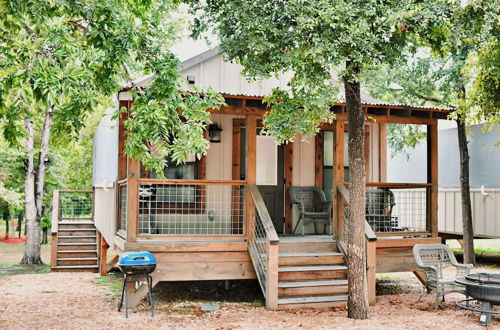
0;0;223;265
190;0;441;318
365;0;499;265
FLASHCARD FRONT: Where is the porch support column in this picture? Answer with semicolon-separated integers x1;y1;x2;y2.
245;115;257;182
379;123;387;182
427;123;438;237
332;120;345;238
245;115;257;237
126;157;140;242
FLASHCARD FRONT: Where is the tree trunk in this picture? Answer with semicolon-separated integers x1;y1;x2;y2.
3;207;9;240
42;227;48;245
344;64;369;319
2;203;9;239
17;212;23;238
21;117;43;265
36;108;53;223
456;93;475;265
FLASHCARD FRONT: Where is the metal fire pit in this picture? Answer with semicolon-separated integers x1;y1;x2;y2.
456;273;500;326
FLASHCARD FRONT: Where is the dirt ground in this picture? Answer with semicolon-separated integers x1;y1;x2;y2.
0;269;499;330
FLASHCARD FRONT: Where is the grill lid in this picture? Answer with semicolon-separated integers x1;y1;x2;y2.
465;273;500;285
118;251;157;266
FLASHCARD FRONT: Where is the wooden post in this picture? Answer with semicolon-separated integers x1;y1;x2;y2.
332;120;345;237
99;234;109;276
50;191;60;268
266;241;279;310
245;115;257;236
284;142;294;234
367;240;376;306
427;124;438;237
246;115;257;183
50;233;58;268
315;131;324;189
379;123;387;182
126;157;140;242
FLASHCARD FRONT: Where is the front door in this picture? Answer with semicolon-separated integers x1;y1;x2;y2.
236;125;285;234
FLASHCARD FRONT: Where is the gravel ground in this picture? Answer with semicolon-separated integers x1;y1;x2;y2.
1;270;498;329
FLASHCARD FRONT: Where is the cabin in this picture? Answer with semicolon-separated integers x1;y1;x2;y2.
50;48;451;310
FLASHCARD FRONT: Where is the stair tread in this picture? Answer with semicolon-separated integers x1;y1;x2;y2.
58;235;96;238
58;243;97;245
279;252;342;257
57;250;97;253
279;265;347;272
57;257;98;261
52;265;98;269
278;279;348;288
58;228;96;231
279;235;336;243
278;295;348;304
58;221;94;225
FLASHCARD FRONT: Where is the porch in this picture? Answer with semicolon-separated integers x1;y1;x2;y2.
98;95;449;310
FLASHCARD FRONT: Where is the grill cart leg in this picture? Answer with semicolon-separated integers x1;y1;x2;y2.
118;276;126;312
480;302;492;326
146;275;155;317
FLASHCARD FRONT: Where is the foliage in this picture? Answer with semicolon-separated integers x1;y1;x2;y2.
190;0;431;142
467;41;500;128
386;124;427;159
364;0;499;151
0;0;224;174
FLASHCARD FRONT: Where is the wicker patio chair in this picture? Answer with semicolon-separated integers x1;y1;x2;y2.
413;244;473;309
289;187;332;235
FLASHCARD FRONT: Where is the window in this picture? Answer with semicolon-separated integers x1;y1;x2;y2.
323;131;349;201
146;154;205;211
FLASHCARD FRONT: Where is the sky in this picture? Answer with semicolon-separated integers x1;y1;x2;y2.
171;37;212;62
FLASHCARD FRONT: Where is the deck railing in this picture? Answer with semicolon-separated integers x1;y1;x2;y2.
247;184;279;310
118;181;128;235
58;190;94;220
51;190;94;268
335;184;377;305
365;183;430;236
133;179;246;236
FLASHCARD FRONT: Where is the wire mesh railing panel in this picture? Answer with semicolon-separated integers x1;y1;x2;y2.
366;187;427;233
119;185;127;232
336;193;349;260
248;208;269;293
59;191;93;220
137;183;245;235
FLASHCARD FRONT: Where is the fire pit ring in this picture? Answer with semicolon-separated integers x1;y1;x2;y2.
455;273;500;326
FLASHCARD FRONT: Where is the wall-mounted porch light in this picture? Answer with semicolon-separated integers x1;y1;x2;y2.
208;123;223;143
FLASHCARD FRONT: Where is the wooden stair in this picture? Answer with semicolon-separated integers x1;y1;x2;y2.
51;222;98;273
276;236;348;310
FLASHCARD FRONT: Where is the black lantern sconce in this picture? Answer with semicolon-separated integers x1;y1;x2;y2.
208;123;223;143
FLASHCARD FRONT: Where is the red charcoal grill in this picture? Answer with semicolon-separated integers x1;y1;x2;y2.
456;273;500;326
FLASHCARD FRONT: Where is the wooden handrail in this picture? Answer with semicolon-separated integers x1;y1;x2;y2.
51;190;60;234
336;184;377;242
248;184;279;245
365;222;377;241
58;190;94;193
341;182;431;188
137;178;248;185
337;184;349;203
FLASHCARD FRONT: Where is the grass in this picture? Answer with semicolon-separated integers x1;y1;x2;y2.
0;264;51;278
92;272;123;299
447;239;500;254
251;299;263;307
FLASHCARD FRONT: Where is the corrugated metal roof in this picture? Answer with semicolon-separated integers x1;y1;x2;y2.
219;91;453;112
122;49;452;112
